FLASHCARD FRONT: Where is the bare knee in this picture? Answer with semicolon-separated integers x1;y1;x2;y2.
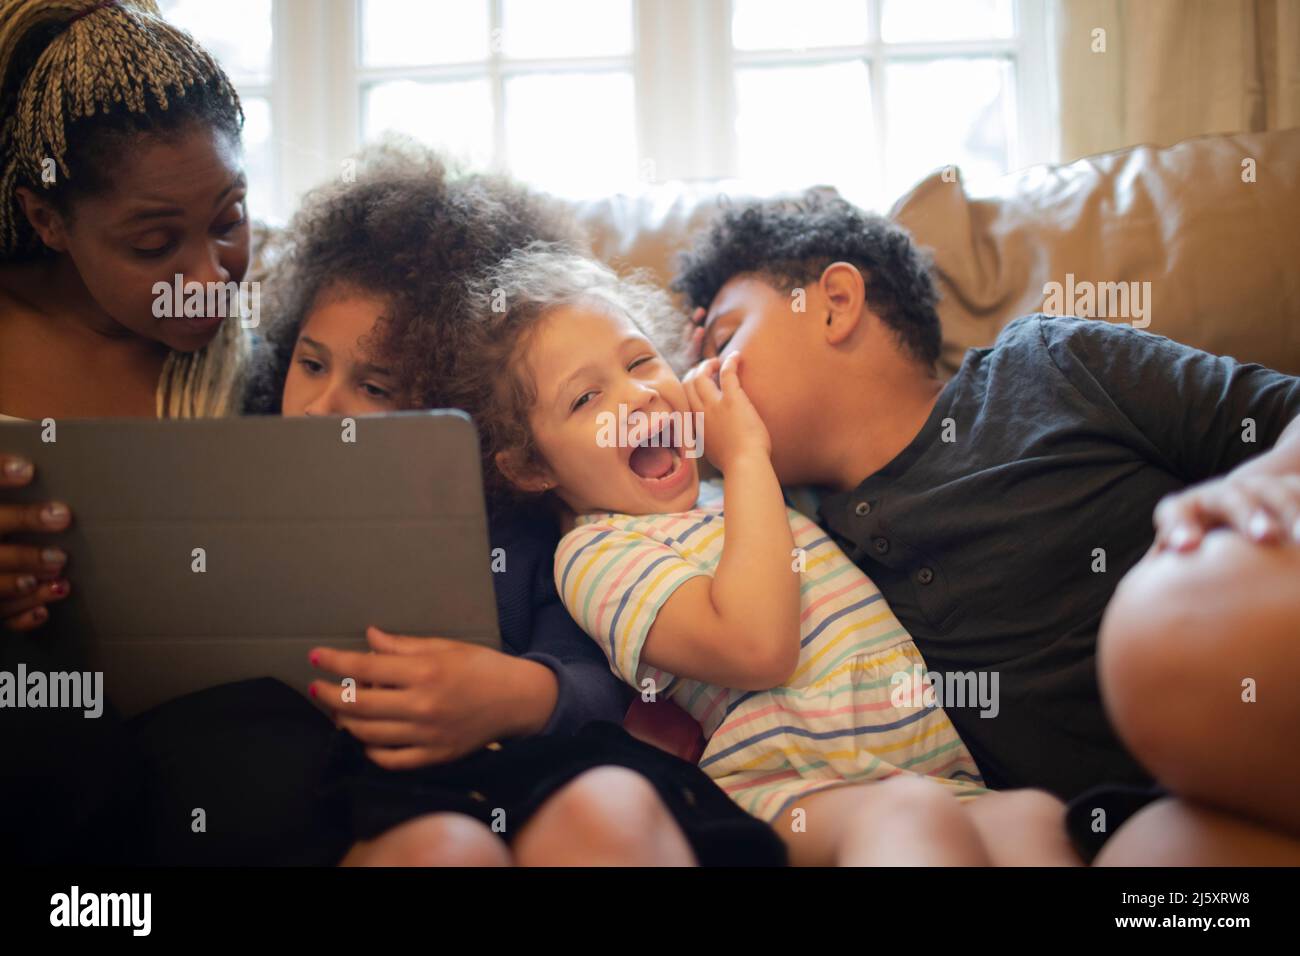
1100;534;1300;828
966;789;1079;866
341;813;509;867
1096;797;1300;867
515;766;693;866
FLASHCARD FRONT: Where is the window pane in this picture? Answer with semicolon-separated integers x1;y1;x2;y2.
881;0;1014;42
502;0;632;59
735;62;874;197
362;0;489;66
364;79;494;169
505;72;636;197
885;58;1011;198
159;0;271;82
732;0;868;51
239;96;274;223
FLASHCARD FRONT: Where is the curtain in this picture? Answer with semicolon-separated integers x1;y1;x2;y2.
1053;0;1300;161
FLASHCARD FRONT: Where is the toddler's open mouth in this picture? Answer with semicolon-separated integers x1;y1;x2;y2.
627;416;689;490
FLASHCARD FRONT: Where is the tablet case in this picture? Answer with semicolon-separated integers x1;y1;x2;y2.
1;411;500;718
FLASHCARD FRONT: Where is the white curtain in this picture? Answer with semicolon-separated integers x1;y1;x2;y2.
1053;0;1300;161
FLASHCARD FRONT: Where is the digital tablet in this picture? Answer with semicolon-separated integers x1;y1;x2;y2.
1;411;500;717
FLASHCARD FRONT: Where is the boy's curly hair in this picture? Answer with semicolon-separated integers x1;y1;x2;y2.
672;190;942;368
450;243;683;513
242;139;583;414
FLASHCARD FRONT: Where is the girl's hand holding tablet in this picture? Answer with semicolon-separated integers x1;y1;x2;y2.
307;626;559;769
0;454;71;631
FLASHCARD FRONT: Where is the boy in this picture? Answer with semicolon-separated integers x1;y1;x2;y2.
673;191;1300;860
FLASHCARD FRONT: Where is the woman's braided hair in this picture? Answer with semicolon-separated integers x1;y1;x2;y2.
0;0;246;417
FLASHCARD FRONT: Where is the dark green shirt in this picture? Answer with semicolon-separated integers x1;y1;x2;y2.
818;315;1300;799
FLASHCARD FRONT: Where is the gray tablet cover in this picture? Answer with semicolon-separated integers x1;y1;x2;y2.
1;411;500;717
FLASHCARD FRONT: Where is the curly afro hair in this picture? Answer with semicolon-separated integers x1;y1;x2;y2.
242;138;584;414
672;190;942;368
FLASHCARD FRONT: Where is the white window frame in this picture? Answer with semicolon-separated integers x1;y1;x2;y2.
254;0;1054;221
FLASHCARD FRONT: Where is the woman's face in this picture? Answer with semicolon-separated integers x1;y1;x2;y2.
280;287;401;418
22;123;251;353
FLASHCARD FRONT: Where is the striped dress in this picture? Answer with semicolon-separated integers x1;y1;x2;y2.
555;480;987;823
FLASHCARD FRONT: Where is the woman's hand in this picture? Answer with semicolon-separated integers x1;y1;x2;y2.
308;627;559;770
682;352;771;472
1;455;71;632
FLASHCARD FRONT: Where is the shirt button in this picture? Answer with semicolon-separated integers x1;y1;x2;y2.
854;501;872;517
873;537;890;554
917;567;934;585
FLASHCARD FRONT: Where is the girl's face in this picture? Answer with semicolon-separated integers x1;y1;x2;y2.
280;288;400;417
20;124;251;353
518;302;699;517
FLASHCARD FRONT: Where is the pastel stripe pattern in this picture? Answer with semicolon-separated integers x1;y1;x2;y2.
555;480;987;823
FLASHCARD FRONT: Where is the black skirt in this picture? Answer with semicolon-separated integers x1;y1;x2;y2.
321;719;787;867
5;676;784;866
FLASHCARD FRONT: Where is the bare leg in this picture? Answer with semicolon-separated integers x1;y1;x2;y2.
964;789;1083;866
1099;530;1300;836
1096;797;1300;866
512;766;696;867
340;813;511;867
779;775;991;867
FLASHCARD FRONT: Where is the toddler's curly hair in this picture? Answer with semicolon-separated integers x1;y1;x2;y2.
450;242;684;512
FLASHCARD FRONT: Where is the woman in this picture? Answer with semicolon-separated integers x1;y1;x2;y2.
0;0;259;863
0;0;250;630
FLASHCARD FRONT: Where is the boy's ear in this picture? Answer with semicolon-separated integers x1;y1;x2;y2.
818;261;867;346
495;447;555;495
15;187;70;252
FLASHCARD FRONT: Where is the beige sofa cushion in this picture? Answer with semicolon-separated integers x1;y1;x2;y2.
890;128;1300;377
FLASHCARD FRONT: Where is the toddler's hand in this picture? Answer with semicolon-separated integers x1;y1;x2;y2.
683;352;770;472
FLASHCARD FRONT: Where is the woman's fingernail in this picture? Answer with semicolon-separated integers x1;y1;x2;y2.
16;575;37;594
1248;511;1274;540
41;548;66;568
1292;518;1300;542
1168;525;1195;550
309;684;318;699
47;580;68;598
40;503;70;527
309;651;320;667
3;457;32;480
31;606;47;623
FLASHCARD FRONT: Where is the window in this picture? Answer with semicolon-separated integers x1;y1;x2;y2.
728;0;1050;205
156;0;1053;221
359;0;637;197
158;0;276;221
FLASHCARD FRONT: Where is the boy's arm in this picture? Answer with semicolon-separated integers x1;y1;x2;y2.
640;355;801;689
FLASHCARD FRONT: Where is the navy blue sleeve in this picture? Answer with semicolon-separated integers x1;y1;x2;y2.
489;511;632;737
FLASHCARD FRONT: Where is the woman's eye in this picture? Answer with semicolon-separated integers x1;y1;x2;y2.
361;382;391;400
571;391;596;412
629;355;655;371
214;204;247;235
132;236;175;258
297;357;324;375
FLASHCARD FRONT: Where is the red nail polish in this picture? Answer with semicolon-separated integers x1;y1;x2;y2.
309;684;318;699
309;651;320;667
47;580;68;597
